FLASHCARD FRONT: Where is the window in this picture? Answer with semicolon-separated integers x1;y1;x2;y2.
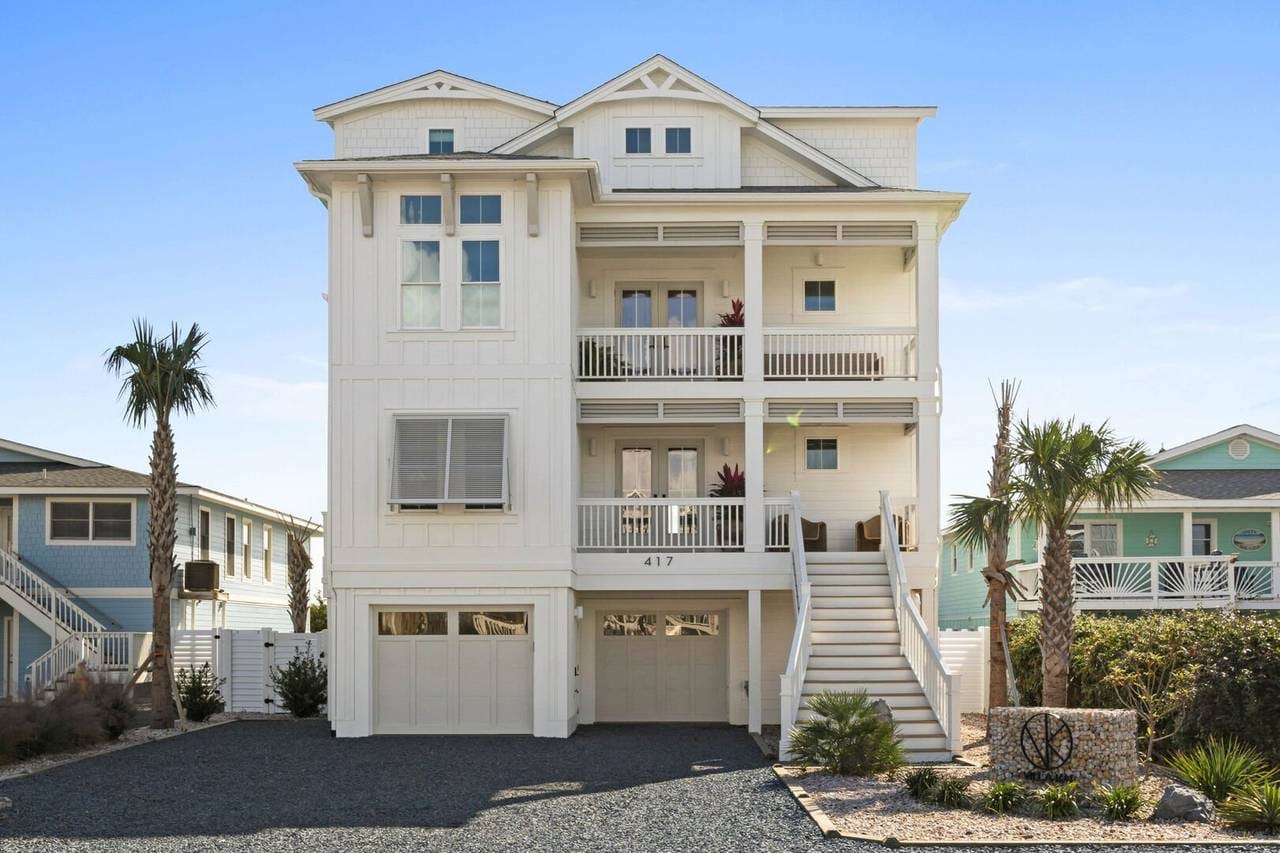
625;127;651;154
459;195;501;224
804;280;836;312
263;525;273;582
950;547;958;575
459;611;528;635
198;508;211;560
1068;521;1121;557
1191;521;1215;556
224;516;236;576
391;415;508;507
378;611;447;635
428;128;454;154
400;195;442;225
401;240;441;329
242;519;252;579
665;127;692;154
805;438;838;470
602;614;657;636
48;500;133;543
665;613;718;636
967;545;976;572
461;240;500;327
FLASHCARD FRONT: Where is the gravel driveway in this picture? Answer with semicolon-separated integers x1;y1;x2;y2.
0;722;1251;853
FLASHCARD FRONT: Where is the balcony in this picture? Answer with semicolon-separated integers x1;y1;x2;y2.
1014;557;1280;610
763;327;917;380
577;498;746;551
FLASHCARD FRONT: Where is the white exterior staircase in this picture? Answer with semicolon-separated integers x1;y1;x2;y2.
780;493;959;763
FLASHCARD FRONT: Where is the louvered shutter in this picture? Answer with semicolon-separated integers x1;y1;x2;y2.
391;417;449;503
446;417;508;504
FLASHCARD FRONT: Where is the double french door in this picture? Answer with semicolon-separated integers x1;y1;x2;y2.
618;284;702;376
618;444;702;543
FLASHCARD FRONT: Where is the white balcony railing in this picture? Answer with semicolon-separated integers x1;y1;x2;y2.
576;328;744;380
576;498;745;551
764;327;917;380
1015;557;1280;609
764;497;791;550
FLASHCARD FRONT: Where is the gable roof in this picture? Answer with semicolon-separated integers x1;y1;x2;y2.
313;69;556;122
1152;424;1280;466
0;438;99;468
1149;469;1280;501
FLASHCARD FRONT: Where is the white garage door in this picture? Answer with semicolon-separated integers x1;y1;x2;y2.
596;610;728;722
374;608;533;734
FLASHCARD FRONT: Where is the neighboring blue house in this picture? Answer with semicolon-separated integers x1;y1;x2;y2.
0;437;321;698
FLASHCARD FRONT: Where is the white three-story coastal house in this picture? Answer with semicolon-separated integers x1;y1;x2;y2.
297;56;967;759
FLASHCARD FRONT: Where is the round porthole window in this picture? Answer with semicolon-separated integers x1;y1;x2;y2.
1228;438;1251;460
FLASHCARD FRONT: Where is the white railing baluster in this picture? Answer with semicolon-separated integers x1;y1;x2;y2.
1;546;106;637
778;491;810;760
575;328;745;380
761;327;918;380
576;498;745;551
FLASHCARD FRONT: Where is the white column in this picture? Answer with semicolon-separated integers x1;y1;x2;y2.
915;405;941;561
1181;510;1194;556
744;399;765;553
743;220;764;382
914;222;939;384
748;589;762;733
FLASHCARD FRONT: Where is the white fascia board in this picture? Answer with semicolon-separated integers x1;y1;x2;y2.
593;189;969;205
313;70;556;122
177;487;323;532
0;438;100;468
295;159;602;201
758;106;938;119
554;54;759;125
1152;424;1280;465
0;486;146;495
1074;498;1280;511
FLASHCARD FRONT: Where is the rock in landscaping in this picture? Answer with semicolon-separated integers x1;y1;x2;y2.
1153;783;1215;822
870;698;894;726
0;795;11;818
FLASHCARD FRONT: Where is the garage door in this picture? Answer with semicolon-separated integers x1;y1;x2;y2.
374;608;533;734
596;610;727;722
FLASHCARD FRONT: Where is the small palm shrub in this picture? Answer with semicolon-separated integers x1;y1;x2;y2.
176;663;226;722
926;778;970;808
981;781;1028;814
903;767;940;799
1168;737;1275;803
1221;784;1280;832
1038;781;1081;820
1096;784;1144;820
270;642;328;718
787;691;905;776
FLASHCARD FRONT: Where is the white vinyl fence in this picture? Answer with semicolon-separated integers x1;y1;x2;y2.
938;628;989;714
173;628;327;714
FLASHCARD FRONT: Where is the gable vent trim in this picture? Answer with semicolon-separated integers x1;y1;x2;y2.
577;222;742;247
765;221;917;246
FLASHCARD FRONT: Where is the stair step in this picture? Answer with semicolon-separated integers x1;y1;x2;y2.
805;643;905;656
806;668;918;683
808;590;894;602
803;611;898;627
807;631;901;646
805;552;885;564
809;574;889;587
809;637;902;652
810;596;895;611
802;681;926;696
807;654;909;668
805;563;889;576
810;619;900;633
798;693;931;711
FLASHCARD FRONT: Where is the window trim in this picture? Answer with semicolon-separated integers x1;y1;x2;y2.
241;518;253;580
198;506;212;561
45;498;136;546
950;546;958;575
1190;518;1217;556
803;279;838;313
389;413;510;509
427;127;457;155
1069;520;1124;558
399;194;443;226
804;437;839;471
459;239;502;329
262;523;273;583
224;513;237;577
664;126;692;154
624;127;652;154
399;239;443;330
458;194;502;225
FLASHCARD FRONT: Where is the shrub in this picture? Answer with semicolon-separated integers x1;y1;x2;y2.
1038;781;1081;820
1168;737;1275;804
0;702;42;764
981;780;1029;814
308;597;328;632
788;691;905;776
81;679;134;739
1220;783;1280;833
270;642;327;718
1095;784;1144;820
903;767;940;800
176;663;226;722
925;777;970;809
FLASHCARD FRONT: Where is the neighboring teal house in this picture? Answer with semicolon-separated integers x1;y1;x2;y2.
940;424;1280;628
0;437;320;698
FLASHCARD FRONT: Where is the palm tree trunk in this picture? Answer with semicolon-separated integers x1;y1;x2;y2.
988;570;1009;710
149;415;179;728
1039;527;1074;707
287;535;311;632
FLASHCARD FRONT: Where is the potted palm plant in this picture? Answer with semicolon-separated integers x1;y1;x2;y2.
708;464;745;548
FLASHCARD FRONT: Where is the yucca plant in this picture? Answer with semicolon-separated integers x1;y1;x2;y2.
1221;784;1280;832
926;777;970;808
788;691;906;776
1168;737;1276;803
981;780;1028;814
1095;784;1144;820
1038;781;1081;819
903;767;940;799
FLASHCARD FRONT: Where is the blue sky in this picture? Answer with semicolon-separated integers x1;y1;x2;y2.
1;2;1277;518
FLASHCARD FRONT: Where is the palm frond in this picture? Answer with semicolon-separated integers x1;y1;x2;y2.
105;319;215;425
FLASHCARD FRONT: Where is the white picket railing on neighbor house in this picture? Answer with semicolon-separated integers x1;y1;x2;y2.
173;628;328;714
1015;557;1280;609
763;327;917;380
1;546;106;636
881;490;959;755
576;498;746;551
778;492;811;760
576;328;744;380
26;631;140;697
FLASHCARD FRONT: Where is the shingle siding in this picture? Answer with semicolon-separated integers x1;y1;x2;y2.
768;118;918;187
334;100;543;158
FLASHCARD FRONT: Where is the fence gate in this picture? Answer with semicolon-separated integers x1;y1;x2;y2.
173;629;327;714
938;627;989;714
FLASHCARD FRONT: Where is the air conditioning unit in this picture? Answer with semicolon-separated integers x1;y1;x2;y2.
182;560;220;593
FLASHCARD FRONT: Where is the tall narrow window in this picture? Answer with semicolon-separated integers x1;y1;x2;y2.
1191;521;1215;556
401;240;441;329
625;127;651;154
665;127;692;154
198;508;211;560
459;195;501;224
224;516;236;576
461;240;500;327
804;281;836;312
400;195;442;225
263;525;273;582
242;520;253;579
428;128;454;154
950;547;958;575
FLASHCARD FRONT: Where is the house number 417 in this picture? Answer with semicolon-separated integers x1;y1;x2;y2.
642;555;675;567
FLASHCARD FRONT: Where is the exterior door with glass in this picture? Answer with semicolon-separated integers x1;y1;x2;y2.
618;444;701;545
617;283;701;376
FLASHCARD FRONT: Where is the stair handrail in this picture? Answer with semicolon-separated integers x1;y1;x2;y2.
25;630;136;697
778;490;812;759
879;490;958;754
0;545;107;636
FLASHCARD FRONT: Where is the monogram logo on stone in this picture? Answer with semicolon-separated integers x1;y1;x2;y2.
1020;712;1073;771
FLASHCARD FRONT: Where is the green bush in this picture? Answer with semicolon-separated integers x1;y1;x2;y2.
1038;781;1081;820
1008;611;1280;762
270;642;327;718
1168;737;1275;804
903;767;940;799
787;691;905;776
1220;783;1280;833
925;777;970;809
176;663;226;722
981;781;1028;814
1095;784;1144;820
308;597;327;632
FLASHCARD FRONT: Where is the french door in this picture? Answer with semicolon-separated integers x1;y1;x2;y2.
617;283;702;376
618;445;701;543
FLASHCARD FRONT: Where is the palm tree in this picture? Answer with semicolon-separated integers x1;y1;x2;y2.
106;321;214;727
947;380;1025;713
1008;419;1158;706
